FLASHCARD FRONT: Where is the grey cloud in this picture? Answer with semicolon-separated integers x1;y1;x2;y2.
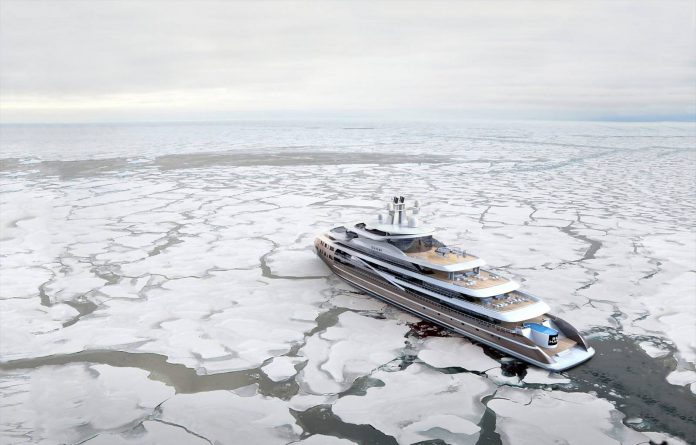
1;0;694;122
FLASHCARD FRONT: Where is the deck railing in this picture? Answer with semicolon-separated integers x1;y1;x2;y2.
402;288;517;334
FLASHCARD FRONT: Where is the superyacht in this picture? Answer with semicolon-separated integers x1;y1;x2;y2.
315;197;595;371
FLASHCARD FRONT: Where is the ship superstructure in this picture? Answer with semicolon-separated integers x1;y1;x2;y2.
315;196;594;371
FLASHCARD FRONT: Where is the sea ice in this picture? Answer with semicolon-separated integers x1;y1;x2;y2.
158;387;300;444
641;431;690;445
490;387;649;445
0;364;173;445
265;248;332;278
665;369;696;389
332;363;493;445
262;356;304;382
84;421;210;445
298;310;409;394
1;121;694;444
0;267;52;300
298;435;357;445
416;336;500;372
521;367;571;385
47;302;80;322
638;340;671;358
288;393;338;411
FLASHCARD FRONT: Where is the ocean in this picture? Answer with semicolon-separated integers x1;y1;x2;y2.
1;120;694;444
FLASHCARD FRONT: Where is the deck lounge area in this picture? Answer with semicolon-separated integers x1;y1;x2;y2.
432;268;510;290
414;289;538;313
471;291;538;312
406;246;479;266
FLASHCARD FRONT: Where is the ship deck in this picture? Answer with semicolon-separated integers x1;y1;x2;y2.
553;337;578;354
406;247;478;266
432;268;511;290
501;317;578;355
470;291;538;312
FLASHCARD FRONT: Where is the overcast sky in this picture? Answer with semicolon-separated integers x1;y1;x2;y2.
0;0;694;123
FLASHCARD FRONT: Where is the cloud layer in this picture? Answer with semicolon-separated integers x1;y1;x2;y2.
1;1;694;122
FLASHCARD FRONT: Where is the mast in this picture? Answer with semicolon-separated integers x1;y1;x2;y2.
384;196;420;228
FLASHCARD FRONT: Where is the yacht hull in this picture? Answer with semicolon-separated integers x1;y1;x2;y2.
317;243;594;371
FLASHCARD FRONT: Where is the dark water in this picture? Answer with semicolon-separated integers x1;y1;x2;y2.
567;335;696;444
476;392;503;445
0;150;457;180
292;405;399;445
1;330;693;444
280;331;696;445
0;350;292;397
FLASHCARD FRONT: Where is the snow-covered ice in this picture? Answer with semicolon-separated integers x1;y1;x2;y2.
1;121;694;444
489;386;683;445
84;421;211;445
333;363;493;444
262;356;304;382
298;435;357;445
157;387;301;444
298;311;409;394
0;364;174;444
666;369;696;393
417;336;500;372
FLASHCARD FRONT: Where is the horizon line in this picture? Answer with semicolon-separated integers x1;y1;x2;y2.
1;115;695;126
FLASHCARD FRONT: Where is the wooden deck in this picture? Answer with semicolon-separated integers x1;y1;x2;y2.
473;291;537;312
405;247;478;266
498;322;577;354
433;269;510;290
553;337;577;354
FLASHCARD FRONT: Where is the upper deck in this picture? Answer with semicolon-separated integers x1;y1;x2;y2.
432;268;511;290
405;246;479;267
341;225;485;272
473;290;537;312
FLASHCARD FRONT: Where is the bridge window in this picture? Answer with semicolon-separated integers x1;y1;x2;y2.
388;236;444;253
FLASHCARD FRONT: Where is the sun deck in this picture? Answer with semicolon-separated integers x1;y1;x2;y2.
431;269;511;290
470;291;538;312
405;247;479;266
553;337;578;354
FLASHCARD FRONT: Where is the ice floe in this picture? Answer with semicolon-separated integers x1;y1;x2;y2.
416;336;500;372
332;363;493;444
490;387;651;445
85;420;211;445
262;356;304;382
158;386;300;444
521;367;571;385
298;311;409;394
298;434;357;445
666;369;696;392
0;364;173;445
638;340;671;358
265;248;333;278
